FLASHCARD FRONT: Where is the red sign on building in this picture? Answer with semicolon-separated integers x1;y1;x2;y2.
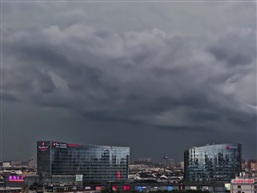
232;179;254;183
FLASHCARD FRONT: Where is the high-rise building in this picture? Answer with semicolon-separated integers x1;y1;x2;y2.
37;141;130;183
184;144;242;183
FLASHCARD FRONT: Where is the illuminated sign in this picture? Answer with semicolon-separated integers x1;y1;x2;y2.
123;185;131;191
225;183;231;191
117;171;121;179
52;142;67;149
112;186;118;191
95;186;103;191
226;146;237;150
231;179;254;183
9;176;25;182
135;186;143;192
75;175;83;182
190;186;197;190
38;142;49;151
167;186;173;191
202;186;208;191
67;143;82;148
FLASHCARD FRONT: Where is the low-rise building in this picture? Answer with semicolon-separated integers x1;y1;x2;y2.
231;178;257;193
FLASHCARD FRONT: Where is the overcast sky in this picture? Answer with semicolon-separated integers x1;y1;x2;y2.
1;1;256;162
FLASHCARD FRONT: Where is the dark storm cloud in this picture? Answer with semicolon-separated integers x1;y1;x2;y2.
156;125;212;133
1;2;256;161
187;111;220;122
2;22;256;129
208;30;255;66
1;93;19;102
227;113;257;129
79;111;142;126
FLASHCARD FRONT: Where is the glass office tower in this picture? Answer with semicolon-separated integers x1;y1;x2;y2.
37;141;130;183
184;144;241;183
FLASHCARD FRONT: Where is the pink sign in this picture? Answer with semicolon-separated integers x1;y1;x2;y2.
232;179;254;183
9;175;25;182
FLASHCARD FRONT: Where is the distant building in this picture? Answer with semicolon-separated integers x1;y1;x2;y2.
129;164;149;171
184;143;242;183
138;158;152;162
37;141;130;183
167;159;175;168
10;161;22;167
231;178;257;193
2;162;11;168
133;158;154;168
242;163;246;170
27;158;35;169
180;161;184;169
250;162;257;171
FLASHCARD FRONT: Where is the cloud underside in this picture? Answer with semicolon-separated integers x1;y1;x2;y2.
1;2;256;140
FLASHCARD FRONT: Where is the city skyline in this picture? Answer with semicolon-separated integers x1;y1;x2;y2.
1;1;256;162
3;142;257;164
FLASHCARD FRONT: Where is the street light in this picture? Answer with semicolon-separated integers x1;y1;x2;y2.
163;157;168;172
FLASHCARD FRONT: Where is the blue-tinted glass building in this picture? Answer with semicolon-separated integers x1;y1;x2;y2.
37;141;130;183
184;144;242;183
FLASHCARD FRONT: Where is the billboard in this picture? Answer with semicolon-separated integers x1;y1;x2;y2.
112;186;118;191
75;175;83;182
135;186;143;192
225;183;231;192
159;186;173;191
202;186;209;191
135;186;147;192
96;186;104;191
167;186;173;191
123;185;131;191
9;176;25;182
190;186;197;190
231;179;254;183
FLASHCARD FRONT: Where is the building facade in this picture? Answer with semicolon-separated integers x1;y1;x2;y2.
231;178;257;193
37;141;130;183
184;144;242;183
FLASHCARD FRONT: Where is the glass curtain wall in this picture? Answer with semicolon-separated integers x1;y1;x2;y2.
184;144;242;183
37;141;130;183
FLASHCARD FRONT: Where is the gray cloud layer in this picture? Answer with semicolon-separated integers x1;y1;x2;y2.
1;2;256;161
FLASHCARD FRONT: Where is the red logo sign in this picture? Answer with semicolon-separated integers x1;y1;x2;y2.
232;179;254;183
